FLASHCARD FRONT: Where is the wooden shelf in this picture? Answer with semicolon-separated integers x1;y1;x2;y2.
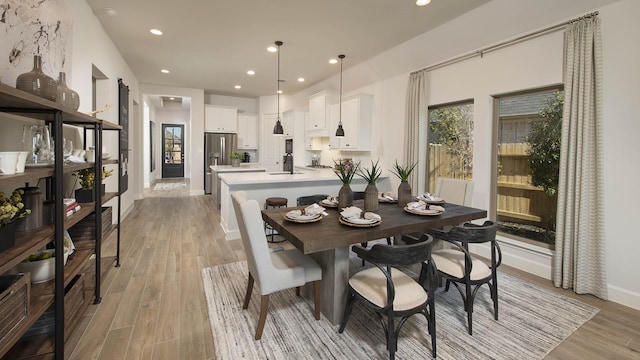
0;293;54;359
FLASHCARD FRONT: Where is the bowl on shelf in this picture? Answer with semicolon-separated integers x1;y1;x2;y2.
17;248;69;284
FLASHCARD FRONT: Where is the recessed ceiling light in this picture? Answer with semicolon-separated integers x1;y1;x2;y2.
277;90;283;94
161;69;170;74
329;58;338;64
169;97;175;100
267;46;277;53
247;70;255;75
150;29;163;35
416;0;431;6
104;8;118;16
298;78;305;82
235;85;241;89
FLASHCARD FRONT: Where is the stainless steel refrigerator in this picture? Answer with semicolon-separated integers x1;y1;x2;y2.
204;133;237;194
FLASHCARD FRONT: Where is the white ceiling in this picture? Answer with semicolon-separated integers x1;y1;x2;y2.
85;0;491;99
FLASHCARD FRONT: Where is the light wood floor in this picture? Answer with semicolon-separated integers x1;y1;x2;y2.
65;179;640;359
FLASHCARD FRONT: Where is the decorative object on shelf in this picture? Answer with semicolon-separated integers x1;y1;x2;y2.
0;189;31;252
229;151;243;167
272;40;285;135
15;55;57;101
333;159;360;209
56;71;80;110
335;54;346;137
15;187;43;232
22;124;54;166
358;159;382;212
84;103;112;116
17;245;70;284
15;151;29;173
73;167;113;203
390;160;417;207
0;151;20;175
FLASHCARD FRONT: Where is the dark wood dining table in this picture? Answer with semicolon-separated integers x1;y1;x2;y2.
262;200;487;324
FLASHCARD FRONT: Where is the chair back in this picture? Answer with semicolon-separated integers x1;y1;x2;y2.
442;220;497;244
297;194;329;206
352;191;365;200
354;234;433;267
435;177;474;206
231;191;275;286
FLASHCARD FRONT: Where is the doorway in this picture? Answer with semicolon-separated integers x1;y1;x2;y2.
162;124;184;178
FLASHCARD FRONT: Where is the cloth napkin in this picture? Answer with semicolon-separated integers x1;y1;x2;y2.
290;203;328;217
406;201;445;213
340;206;382;221
379;192;397;201
324;196;339;205
65;155;86;163
417;192;441;201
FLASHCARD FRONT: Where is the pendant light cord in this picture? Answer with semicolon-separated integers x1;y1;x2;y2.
339;55;343;126
277;42;281;119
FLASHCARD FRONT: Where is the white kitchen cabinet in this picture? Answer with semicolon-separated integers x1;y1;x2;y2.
305;136;323;151
329;93;373;151
282;109;302;138
306;91;337;136
237;114;258;149
205;105;238;132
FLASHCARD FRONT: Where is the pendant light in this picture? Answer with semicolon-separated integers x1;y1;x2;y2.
272;41;284;135
335;54;346;137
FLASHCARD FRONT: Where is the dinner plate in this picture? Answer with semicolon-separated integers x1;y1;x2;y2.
283;211;322;223
378;197;398;203
404;206;445;216
321;199;339;208
339;216;381;227
415;195;445;204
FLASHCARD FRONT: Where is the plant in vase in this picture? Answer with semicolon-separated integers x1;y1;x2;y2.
358;159;382;212
230;151;243;167
0;189;31;252
74;167;113;203
333;159;360;209
390;160;417;207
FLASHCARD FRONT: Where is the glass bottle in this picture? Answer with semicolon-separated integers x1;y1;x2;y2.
56;72;80;110
15;55;57;101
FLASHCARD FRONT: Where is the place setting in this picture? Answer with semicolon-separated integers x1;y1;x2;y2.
320;195;339;208
415;192;445;204
404;200;446;216
378;191;398;203
283;203;327;223
339;206;381;227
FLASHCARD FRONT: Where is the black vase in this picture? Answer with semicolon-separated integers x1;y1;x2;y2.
0;222;16;253
75;184;106;203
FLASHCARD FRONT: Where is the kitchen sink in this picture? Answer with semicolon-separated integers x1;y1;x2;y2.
269;171;304;175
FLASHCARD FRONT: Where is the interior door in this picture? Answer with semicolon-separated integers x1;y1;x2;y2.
162;124;184;178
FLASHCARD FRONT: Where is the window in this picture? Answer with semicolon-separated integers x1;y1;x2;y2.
427;101;474;192
494;88;563;247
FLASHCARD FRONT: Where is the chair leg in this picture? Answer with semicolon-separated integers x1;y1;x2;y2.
387;312;397;360
243;273;254;309
465;282;473;335
313;280;321;320
295;286;300;296
386;236;393;245
338;291;356;333
255;294;269;340
492;274;499;320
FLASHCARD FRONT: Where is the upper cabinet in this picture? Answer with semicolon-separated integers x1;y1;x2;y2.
281;109;300;138
237;114;258;149
329;93;373;151
205;105;238;133
306;91;337;136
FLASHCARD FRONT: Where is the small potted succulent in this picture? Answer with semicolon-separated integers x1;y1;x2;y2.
390;160;417;207
333;159;360;209
358;160;382;211
0;189;31;252
74;166;113;203
230;151;243;167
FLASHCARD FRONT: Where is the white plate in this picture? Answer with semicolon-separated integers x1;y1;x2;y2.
416;195;445;204
285;211;321;221
321;199;339;207
341;216;378;225
102;153;110;159
404;206;445;216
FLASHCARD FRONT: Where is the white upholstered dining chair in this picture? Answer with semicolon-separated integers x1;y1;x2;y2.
231;191;323;340
435;177;474;206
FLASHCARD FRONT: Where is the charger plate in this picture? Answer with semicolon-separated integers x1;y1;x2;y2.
339;216;381;228
283;212;323;223
404;206;444;216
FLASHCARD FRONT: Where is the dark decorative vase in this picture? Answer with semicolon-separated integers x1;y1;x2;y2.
15;187;43;231
398;182;413;207
56;72;80;110
0;222;16;253
16;55;57;101
75;184;106;203
364;183;379;212
338;184;353;209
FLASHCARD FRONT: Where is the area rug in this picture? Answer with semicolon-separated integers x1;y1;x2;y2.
152;182;186;191
202;259;598;359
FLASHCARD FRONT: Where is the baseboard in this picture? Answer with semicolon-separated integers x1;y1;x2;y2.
608;285;640;311
191;189;204;196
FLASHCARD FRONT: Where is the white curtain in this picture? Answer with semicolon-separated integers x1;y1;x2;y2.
405;70;428;193
553;16;607;299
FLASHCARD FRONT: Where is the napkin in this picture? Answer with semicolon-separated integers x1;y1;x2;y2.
407;201;445;213
290;203;327;217
418;192;441;201
65;155;86;164
340;206;382;221
379;192;397;201
324;196;339;205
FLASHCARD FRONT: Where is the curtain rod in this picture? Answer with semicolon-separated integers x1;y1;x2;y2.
411;11;599;75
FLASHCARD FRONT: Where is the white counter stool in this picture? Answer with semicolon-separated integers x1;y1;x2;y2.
265;197;288;243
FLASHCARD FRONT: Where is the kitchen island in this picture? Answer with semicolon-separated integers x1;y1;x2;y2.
218;168;391;240
210;164;266;208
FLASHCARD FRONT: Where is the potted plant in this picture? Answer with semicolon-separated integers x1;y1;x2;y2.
390;160;417;207
0;189;31;252
333;159;360;209
74;166;113;203
358;160;382;212
230;151;243;167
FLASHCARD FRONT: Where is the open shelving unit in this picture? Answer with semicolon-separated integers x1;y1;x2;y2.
0;83;122;359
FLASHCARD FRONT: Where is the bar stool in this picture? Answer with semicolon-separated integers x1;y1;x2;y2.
265;197;288;243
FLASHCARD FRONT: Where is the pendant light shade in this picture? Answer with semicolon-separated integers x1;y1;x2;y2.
273;41;285;135
335;54;346;137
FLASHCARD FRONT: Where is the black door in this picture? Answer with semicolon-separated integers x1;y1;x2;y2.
162;124;184;178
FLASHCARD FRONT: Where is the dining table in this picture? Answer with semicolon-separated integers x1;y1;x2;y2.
262;199;487;325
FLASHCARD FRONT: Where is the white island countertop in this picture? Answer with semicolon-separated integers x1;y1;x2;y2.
210;164;266;172
219;168;345;185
